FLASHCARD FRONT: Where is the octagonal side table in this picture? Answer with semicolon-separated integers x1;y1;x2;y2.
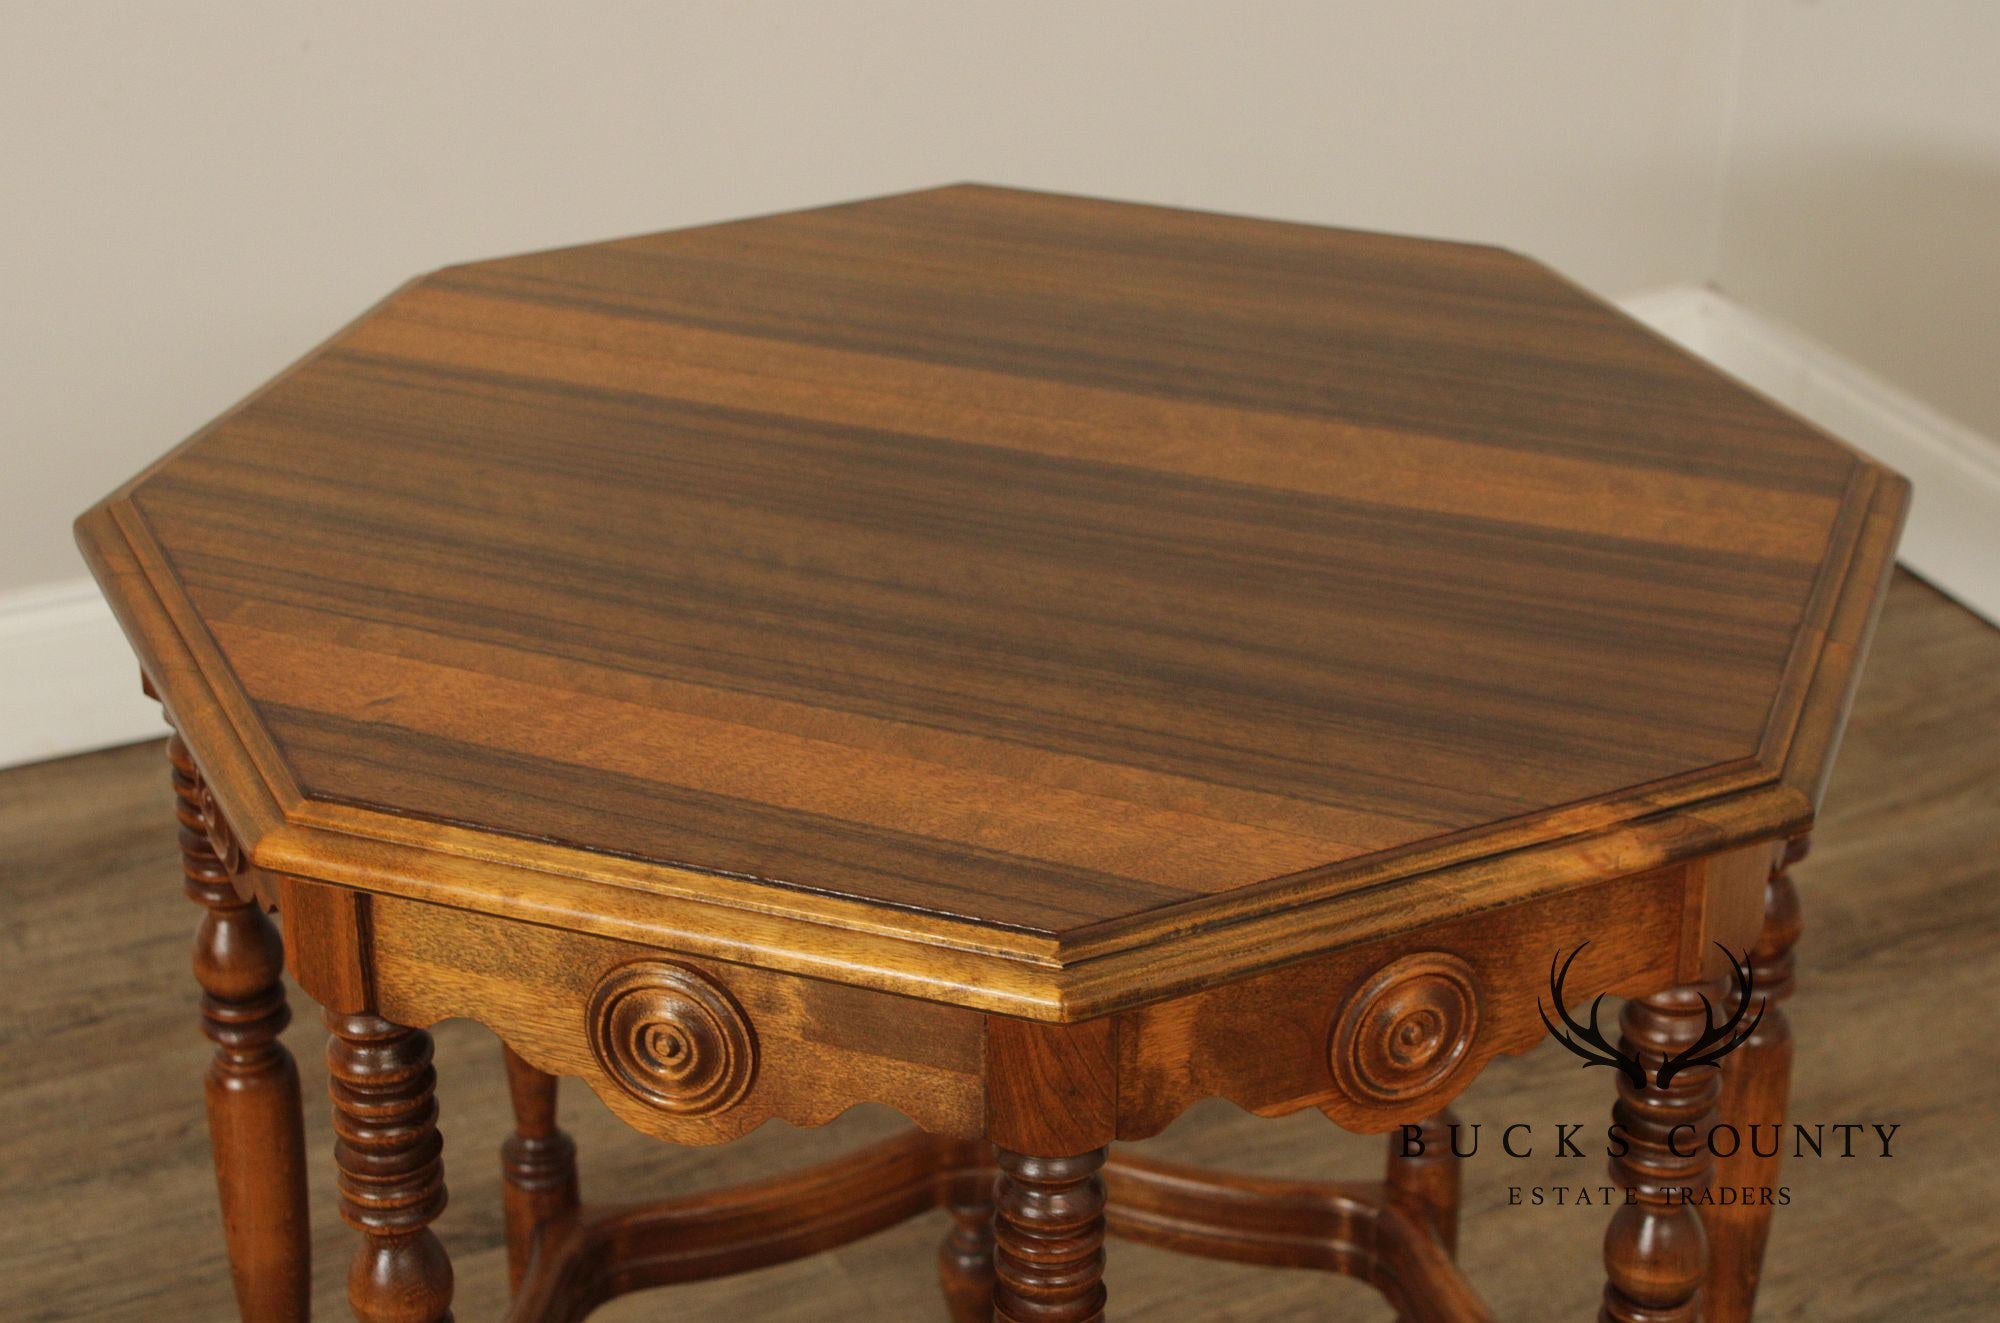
80;184;1906;1322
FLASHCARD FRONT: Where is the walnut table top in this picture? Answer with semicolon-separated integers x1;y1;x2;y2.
77;184;1906;1021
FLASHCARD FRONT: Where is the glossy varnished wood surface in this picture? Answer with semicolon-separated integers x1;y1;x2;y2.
81;185;1904;1004
5;574;1992;1321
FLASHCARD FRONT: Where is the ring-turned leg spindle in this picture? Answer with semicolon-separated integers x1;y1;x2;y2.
993;1147;1107;1323
328;1011;454;1323
1704;837;1807;1321
1601;984;1723;1323
937;1148;996;1322
174;733;310;1322
500;1044;579;1294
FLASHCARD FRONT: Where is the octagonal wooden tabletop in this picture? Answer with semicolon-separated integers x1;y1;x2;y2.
80;185;1905;1017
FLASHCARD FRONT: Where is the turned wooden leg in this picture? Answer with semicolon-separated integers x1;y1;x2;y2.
993;1147;1107;1323
328;1012;454;1323
937;1150;996;1322
1704;838;1806;1322
174;733;310;1322
500;1044;579;1294
1386;1110;1462;1258
1601;983;1724;1323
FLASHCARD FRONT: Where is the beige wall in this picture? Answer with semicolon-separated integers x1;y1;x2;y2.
1713;1;2000;441
2;1;1744;593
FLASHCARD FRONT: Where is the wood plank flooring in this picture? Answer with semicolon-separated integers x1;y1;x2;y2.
2;571;1993;1321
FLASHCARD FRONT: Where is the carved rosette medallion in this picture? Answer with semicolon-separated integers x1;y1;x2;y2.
1328;952;1480;1105
587;961;756;1115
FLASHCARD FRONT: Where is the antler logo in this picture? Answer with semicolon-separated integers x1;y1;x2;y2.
1538;942;1764;1090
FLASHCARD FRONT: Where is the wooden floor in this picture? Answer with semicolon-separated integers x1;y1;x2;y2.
2;572;1995;1321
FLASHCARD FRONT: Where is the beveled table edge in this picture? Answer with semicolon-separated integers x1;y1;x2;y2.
76;458;1908;1022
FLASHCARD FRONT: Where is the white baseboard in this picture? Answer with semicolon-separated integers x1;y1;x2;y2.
1619;285;2000;627
3;288;1992;771
0;580;167;771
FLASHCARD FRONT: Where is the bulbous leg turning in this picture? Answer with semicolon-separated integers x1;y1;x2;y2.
499;1045;579;1294
328;1011;454;1323
1705;838;1807;1321
993;1147;1107;1323
174;733;310;1322
1601;984;1724;1323
938;1147;997;1323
